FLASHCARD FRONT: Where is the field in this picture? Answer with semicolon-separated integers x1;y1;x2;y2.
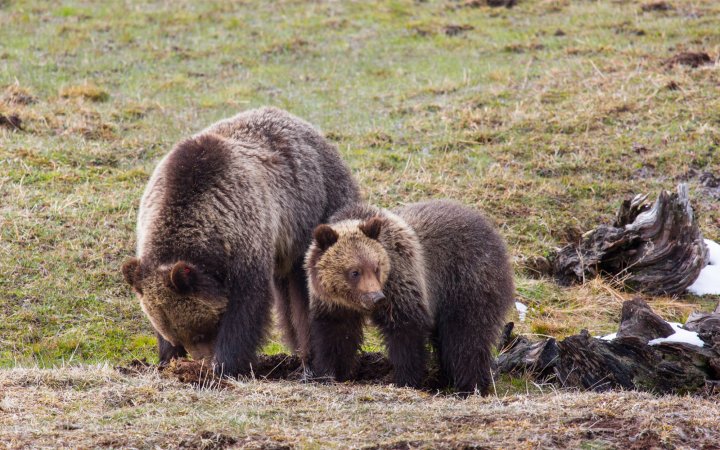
1;0;720;448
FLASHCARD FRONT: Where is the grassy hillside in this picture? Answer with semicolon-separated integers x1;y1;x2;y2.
2;0;720;447
2;0;719;367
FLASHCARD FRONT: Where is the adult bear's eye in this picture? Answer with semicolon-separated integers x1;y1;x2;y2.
350;270;360;279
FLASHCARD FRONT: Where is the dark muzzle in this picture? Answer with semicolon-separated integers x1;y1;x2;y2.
359;291;386;310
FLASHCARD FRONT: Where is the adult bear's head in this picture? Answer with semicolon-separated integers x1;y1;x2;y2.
122;258;228;361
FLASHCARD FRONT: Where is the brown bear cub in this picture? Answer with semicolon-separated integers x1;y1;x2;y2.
122;107;359;376
305;200;514;394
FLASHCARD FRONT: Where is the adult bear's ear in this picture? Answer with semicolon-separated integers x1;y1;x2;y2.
359;216;383;240
169;261;196;294
122;258;142;293
314;224;339;251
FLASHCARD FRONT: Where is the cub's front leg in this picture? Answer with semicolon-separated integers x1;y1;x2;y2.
309;304;365;382
373;303;431;388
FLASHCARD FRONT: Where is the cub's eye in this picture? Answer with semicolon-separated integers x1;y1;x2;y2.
349;270;360;280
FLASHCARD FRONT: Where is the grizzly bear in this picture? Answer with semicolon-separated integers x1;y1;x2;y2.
305;200;514;394
122;107;360;376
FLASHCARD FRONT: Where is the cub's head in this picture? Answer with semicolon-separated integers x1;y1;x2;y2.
306;217;391;312
121;259;228;361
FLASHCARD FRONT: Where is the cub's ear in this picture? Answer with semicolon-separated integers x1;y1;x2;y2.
313;224;339;251
359;216;383;240
170;261;196;294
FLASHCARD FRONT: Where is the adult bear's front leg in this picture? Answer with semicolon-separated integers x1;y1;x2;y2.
157;332;186;366
213;266;273;377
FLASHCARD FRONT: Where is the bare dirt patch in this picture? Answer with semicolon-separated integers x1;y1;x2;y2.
2;85;36;105
443;24;474;37
459;0;516;8
117;352;396;389
641;1;674;12
682;169;720;199
0;113;22;130
664;51;713;68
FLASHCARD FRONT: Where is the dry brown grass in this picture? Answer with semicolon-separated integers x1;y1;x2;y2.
59;83;110;102
2;365;719;449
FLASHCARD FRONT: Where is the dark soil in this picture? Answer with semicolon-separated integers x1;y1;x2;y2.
113;357;151;375
460;0;516;8
179;432;291;450
641;1;674;12
2;89;36;105
164;359;235;389
0;113;22;130
664;51;713;68
115;352;452;390
486;0;517;7
443;24;474;37
178;431;238;450
680;169;720;199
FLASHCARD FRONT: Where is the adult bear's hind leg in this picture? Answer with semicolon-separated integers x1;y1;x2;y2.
288;261;311;360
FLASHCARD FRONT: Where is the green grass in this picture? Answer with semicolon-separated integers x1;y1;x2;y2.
1;0;719;368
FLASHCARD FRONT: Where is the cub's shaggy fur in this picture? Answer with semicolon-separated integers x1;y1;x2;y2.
122;107;359;376
305;200;514;394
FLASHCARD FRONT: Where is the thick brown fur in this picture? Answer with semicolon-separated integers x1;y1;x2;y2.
123;107;359;376
305;200;515;394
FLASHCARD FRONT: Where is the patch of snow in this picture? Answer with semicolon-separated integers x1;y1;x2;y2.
598;323;704;347
687;265;720;296
686;239;720;296
600;332;617;341
515;301;528;322
705;239;720;265
648;322;704;348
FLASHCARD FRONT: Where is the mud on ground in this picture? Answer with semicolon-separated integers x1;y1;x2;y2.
117;352;397;389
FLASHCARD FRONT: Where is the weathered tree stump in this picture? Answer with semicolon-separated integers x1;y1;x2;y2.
496;321;559;380
616;297;674;342
497;299;720;394
555;331;716;394
685;305;720;349
550;184;707;295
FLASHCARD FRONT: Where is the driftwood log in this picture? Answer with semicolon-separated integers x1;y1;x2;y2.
555;331;717;394
496;322;559;380
685;303;720;352
535;184;707;295
497;299;720;394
